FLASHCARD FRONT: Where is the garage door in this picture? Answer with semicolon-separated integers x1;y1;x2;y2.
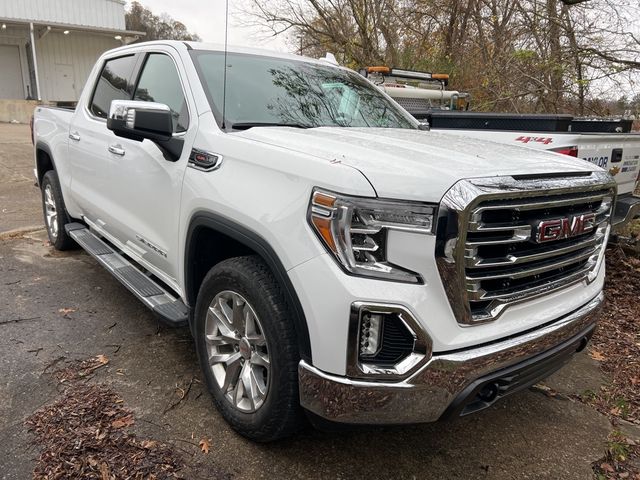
0;45;24;99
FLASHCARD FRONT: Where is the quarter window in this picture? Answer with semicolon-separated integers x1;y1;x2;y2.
90;55;136;118
134;54;189;133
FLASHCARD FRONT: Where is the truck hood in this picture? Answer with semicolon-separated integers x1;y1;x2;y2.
238;127;598;202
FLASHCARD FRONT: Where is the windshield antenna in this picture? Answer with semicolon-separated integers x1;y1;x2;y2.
221;0;229;130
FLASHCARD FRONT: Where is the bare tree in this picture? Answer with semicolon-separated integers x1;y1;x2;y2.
244;0;640;115
126;2;201;42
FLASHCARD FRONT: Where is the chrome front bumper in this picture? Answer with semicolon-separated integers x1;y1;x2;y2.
299;292;604;424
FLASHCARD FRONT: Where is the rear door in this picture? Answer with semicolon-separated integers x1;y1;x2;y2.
68;53;139;225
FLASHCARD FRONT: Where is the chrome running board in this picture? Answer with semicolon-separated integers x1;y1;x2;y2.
66;223;188;326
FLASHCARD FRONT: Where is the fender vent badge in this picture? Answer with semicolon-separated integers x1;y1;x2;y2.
188;148;223;172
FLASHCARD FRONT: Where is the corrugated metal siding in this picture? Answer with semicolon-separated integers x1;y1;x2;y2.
0;0;126;30
36;31;119;102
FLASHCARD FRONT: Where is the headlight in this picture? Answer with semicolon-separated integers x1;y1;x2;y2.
308;188;436;283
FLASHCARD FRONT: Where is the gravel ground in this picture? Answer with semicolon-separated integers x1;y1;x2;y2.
0;122;637;479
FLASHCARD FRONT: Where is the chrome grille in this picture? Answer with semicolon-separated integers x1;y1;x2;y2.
436;172;616;325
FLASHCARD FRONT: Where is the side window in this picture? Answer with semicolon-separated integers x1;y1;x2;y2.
134;54;189;133
90;55;136;118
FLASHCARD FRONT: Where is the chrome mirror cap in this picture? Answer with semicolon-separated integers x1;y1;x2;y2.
108;99;171;128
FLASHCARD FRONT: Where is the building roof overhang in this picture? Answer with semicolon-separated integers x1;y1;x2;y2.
0;17;145;41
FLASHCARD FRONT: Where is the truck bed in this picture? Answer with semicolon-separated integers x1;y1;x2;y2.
32;105;75;187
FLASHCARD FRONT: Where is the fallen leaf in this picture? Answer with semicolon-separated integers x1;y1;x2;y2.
100;462;110;480
589;350;606;361
58;307;76;317
96;354;109;365
531;383;557;397
199;438;210;454
111;415;134;429
140;440;157;449
600;462;614;473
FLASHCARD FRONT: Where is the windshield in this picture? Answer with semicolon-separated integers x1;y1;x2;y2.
190;51;417;130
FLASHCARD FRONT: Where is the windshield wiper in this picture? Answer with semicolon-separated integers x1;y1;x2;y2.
231;122;312;130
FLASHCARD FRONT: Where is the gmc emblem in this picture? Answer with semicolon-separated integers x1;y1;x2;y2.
535;213;597;243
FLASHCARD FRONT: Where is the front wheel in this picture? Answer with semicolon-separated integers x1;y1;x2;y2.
41;170;76;250
194;256;305;441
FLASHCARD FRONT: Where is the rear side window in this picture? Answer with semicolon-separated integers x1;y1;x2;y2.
133;53;189;133
90;55;136;118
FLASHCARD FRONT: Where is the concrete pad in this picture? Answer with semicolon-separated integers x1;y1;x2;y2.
545;349;608;396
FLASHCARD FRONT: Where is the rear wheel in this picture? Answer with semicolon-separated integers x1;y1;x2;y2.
41;170;76;250
194;256;305;441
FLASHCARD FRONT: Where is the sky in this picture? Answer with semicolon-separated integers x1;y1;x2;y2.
130;0;290;51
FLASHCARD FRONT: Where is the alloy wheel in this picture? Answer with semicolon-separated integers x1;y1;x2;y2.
205;290;270;413
44;184;58;240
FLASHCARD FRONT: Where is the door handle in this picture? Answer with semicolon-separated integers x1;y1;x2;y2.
108;144;126;156
69;131;81;141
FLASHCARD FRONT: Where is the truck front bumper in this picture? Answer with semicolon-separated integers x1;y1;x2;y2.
298;292;603;424
612;194;640;227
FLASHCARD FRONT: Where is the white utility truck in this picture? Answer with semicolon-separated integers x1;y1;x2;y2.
33;41;614;441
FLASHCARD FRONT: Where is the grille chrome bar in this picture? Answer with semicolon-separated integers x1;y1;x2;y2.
464;233;603;268
467;225;531;245
468;222;531;232
465;248;596;283
469;264;593;301
436;172;616;325
471;192;609;213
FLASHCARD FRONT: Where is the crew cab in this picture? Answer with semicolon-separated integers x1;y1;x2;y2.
33;41;614;441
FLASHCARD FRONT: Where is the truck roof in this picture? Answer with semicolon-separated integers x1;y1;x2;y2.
104;40;342;69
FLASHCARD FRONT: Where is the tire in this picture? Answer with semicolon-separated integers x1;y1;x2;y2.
41;170;76;251
194;255;305;442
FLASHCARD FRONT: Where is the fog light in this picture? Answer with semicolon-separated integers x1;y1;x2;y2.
360;313;383;357
348;303;431;379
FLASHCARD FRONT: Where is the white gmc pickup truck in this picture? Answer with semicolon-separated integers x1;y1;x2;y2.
33;41;615;441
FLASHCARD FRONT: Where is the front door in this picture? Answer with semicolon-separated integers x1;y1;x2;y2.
101;50;196;287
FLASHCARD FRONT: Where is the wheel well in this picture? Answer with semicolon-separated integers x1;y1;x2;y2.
187;226;254;306
36;147;54;185
185;214;312;362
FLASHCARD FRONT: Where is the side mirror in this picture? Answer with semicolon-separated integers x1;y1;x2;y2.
107;100;184;161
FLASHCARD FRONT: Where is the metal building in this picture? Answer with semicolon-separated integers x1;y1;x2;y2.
0;0;143;120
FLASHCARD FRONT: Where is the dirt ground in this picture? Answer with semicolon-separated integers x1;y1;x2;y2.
0;122;637;479
0;124;40;234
